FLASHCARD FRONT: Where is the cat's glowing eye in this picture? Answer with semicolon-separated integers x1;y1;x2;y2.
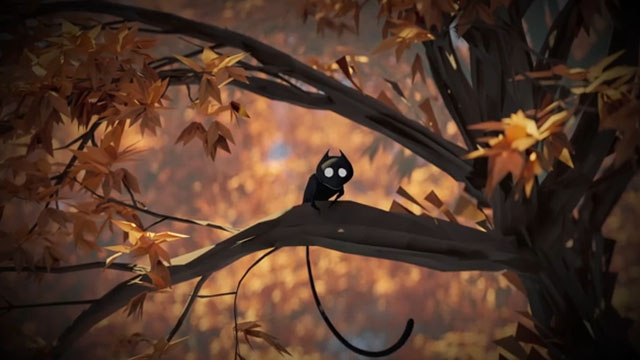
324;168;334;177
338;168;347;177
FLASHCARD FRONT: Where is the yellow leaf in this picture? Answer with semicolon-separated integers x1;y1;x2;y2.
61;19;81;35
373;37;399;55
174;54;202;72
585;66;636;93
105;252;124;267
558;147;574;168
111;219;142;234
104;245;133;253
213;52;247;72
152;231;189;241
588;50;625;81
511;137;538;151
201;47;219;64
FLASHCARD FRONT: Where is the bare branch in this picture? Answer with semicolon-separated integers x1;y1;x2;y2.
234;248;278;359
75;178;239;233
167;273;211;342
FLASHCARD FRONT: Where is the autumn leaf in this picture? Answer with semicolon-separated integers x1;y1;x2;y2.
128;337;188;360
336;55;362;92
396;186;429;213
105;220;188;288
124;291;148;319
376;90;399;112
373;20;434;60
419;98;440;135
464;109;574;197
411;54;426;84
236;321;292;357
175;122;207;146
425;190;457;223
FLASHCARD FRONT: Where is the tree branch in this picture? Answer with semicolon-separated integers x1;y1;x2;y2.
0;261;145;274
166;273;211;342
25;0;479;197
49;201;538;358
75;178;239;233
1;298;97;312
234;248;278;359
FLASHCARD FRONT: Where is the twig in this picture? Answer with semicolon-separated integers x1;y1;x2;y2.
30;119;105;234
166;273;211;342
185;83;196;103
123;180;138;207
74;178;239;233
1;298;98;312
196;291;236;299
50;119;104;183
143;217;167;231
234;248;278;359
0;262;146;274
150;44;224;70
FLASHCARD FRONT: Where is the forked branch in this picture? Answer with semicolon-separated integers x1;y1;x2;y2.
50;201;537;358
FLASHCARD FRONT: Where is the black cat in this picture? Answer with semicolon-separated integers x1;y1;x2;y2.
302;150;414;358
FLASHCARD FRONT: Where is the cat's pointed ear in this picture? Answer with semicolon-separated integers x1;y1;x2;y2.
339;149;348;160
321;149;331;161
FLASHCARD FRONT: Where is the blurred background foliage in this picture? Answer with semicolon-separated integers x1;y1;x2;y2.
0;0;637;359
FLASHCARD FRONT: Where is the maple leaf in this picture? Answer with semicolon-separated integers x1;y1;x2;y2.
175;122;207;146
128;336;188;360
425;190;457;223
515;51;638;104
599;99;640;166
419;98;440;134
336;55;362;92
411;54;427;84
465;109;574;197
457;1;495;35
373;20;434;61
70;214;101;253
105;220;188;289
124;291;148;319
415;0;458;32
302;0;361;36
236;321;292;357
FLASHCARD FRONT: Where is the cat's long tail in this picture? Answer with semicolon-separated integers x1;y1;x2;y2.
305;246;414;357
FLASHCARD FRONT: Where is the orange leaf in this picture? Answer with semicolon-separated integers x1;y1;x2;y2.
411;54;426;84
174;54;202;72
175;122;207;146
486;150;525;196
111;219;142;234
124;291;148;319
419;99;440;135
376;90;399;112
336;56;362;92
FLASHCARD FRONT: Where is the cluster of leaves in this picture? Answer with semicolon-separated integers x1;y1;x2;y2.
391;185;488;228
106;220;188;289
517;50;639;166
173;47;251;161
0;20;168;268
465;52;638;198
464;106;574;198
301;0;364;36
68;123;142;198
